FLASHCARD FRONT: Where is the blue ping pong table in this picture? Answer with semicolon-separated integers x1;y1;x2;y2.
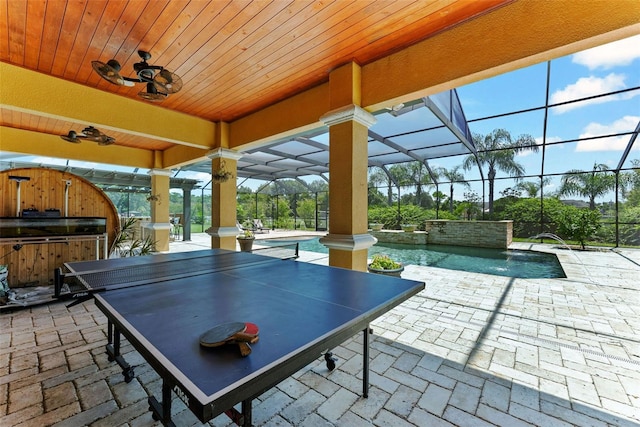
55;249;424;426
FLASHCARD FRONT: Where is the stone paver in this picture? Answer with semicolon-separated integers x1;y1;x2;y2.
1;235;639;426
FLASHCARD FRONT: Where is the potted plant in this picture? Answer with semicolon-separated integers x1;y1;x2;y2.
369;223;384;231
367;254;404;277
237;229;255;252
401;224;417;232
110;217;156;258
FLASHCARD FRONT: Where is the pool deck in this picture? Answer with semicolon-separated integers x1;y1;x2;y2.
2;232;639;426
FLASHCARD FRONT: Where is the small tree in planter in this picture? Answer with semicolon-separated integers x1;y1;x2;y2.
237;229;255;252
110;217;155;258
367;254;404;277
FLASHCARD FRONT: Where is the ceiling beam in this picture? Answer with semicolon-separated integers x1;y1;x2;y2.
0;62;216;151
0;126;154;168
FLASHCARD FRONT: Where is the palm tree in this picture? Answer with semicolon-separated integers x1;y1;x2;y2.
436;166;470;213
516;177;551;198
463;128;538;215
405;162;433;207
386;162;434;207
620;159;640;204
368;166;394;206
557;163;616;210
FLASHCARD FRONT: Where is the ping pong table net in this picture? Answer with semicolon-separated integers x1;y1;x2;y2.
54;244;299;302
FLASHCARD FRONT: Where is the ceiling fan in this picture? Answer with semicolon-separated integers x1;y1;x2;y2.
60;126;115;145
92;50;183;101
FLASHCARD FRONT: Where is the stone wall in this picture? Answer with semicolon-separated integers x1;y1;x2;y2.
424;220;513;248
370;230;428;245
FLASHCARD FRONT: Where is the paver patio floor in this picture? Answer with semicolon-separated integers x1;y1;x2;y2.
2;235;639;426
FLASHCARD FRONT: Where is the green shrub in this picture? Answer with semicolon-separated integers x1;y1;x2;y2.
368;205;452;230
556;207;601;249
499;198;566;238
368;254;401;270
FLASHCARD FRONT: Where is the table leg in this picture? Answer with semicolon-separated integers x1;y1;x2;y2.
107;320;113;348
363;326;369;398
105;322;134;383
148;380;176;427
242;399;252;426
224;400;252;426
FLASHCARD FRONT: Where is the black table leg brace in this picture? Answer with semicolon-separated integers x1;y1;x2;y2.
362;326;370;398
148;380;177;427
105;321;134;382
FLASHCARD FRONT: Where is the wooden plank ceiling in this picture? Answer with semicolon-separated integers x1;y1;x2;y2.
0;0;508;153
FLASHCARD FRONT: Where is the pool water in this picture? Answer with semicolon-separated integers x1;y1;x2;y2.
256;237;566;279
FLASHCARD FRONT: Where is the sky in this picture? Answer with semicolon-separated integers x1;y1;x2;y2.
445;34;640;202
3;34;639;202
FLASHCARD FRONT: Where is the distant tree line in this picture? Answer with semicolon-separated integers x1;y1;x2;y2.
104;129;639;247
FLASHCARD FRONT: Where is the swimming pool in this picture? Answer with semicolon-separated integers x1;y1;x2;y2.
255;237;566;279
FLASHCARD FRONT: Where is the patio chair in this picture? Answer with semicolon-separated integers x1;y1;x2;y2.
253;219;269;234
170;215;182;241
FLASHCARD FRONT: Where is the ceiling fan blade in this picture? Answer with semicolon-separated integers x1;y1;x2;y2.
60;130;81;143
138;82;167;102
153;69;183;94
92;60;126;86
97;135;116;146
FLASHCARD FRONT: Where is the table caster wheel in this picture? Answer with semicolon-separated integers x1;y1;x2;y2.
151;410;160;421
107;355;114;362
123;367;135;383
324;352;337;371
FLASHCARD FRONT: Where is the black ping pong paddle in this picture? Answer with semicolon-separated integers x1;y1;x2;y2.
199;322;259;356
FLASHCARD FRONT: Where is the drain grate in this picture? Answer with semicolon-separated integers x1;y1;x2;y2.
500;329;640;367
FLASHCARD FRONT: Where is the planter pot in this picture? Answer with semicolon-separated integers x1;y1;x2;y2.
237;238;254;252
367;264;404;278
401;224;417;232
369;223;383;231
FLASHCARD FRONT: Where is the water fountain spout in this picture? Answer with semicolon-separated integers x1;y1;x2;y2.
529;233;594;283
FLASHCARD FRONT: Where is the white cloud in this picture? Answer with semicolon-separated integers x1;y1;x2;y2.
188;172;211;183
575;115;640;152
534;135;562;145
550;73;637;113
572;35;640;70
